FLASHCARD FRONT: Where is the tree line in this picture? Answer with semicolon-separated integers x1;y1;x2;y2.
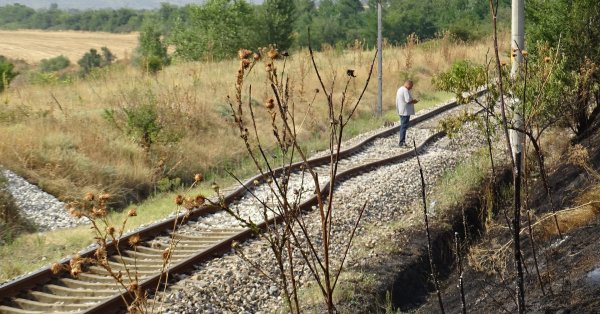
1;0;509;58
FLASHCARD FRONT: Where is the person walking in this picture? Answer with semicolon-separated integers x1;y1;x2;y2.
396;80;419;147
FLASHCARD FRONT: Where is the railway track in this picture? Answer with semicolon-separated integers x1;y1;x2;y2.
0;93;484;314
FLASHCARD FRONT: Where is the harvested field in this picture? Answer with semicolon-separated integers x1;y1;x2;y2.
0;29;138;63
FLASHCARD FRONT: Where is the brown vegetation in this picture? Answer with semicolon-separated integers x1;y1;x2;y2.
0;30;137;64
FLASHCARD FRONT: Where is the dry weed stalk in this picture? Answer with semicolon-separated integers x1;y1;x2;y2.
413;139;445;314
404;33;419;71
54;174;206;313
454;232;467;314
216;41;375;313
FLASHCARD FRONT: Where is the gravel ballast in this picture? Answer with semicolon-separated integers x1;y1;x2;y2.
0;169;86;231
154;106;489;313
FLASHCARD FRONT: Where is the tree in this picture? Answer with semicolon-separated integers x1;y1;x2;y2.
263;0;295;49
0;56;16;92
527;0;600;135
137;22;171;73
170;0;261;61
291;0;316;47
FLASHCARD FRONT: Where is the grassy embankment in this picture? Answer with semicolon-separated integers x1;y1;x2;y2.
0;33;500;281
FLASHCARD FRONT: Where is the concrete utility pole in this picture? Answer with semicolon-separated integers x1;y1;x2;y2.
510;0;525;158
510;1;526;313
377;0;383;116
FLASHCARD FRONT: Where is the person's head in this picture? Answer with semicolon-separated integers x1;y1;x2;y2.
404;80;414;90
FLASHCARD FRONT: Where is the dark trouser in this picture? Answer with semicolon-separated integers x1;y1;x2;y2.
399;115;410;145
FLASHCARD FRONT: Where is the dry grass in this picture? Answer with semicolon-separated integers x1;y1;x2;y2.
538;185;600;239
0;30;138;64
0;34;503;207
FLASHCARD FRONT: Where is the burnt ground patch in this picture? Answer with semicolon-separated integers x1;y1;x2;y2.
415;124;600;313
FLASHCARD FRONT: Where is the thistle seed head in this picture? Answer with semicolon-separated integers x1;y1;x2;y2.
267;47;279;59
51;262;63;274
129;234;141;247
241;59;251;69
195;195;206;205
175;195;184;205
84;192;94;202
98;193;110;202
69;208;82;219
127;208;137;217
127;281;139;293
238;49;253;60
106;226;115;235
265;98;275;110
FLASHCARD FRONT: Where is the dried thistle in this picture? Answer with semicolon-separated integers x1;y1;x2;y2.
95;245;107;260
127;208;137;217
69;208;82;219
51;262;63;274
522;50;528;58
91;206;107;218
241;59;251;69
106;226;116;236
175;195;184;206
253;52;261;61
69;255;83;277
194;173;204;183
267;47;279;59
84;192;95;202
265;98;275;110
211;182;220;192
231;240;240;249
127;281;139;293
238;49;253;60
195;195;206;205
129;234;141;247
98;193;110;202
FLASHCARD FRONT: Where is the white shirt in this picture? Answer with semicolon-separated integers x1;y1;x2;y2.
396;86;415;116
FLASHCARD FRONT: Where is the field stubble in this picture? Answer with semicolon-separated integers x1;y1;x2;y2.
0;29;137;63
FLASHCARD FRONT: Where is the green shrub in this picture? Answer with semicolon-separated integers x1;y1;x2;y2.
103;92;184;152
0;56;17;92
77;47;115;76
39;55;70;72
